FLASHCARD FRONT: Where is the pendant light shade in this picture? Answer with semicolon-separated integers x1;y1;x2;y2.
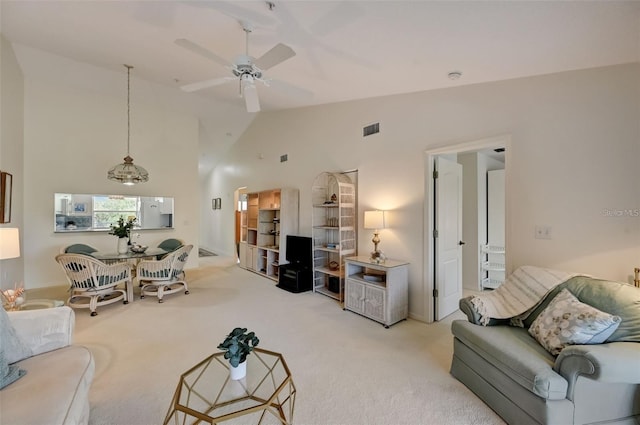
107;65;149;185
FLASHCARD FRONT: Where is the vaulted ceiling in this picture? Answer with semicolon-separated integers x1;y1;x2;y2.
2;1;639;173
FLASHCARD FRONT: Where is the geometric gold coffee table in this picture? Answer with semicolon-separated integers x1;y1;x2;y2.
163;348;296;424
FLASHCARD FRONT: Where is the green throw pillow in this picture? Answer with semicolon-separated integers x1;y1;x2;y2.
528;289;621;355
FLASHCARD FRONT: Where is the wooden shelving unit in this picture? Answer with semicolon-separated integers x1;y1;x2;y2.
239;188;298;282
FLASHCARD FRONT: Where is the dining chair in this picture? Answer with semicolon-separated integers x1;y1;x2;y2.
137;244;193;303
62;243;98;254
55;253;131;316
156;238;184;260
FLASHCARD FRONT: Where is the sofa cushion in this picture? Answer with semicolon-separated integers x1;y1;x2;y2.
452;320;568;400
0;345;94;425
0;307;33;364
528;289;621;355
523;277;640;342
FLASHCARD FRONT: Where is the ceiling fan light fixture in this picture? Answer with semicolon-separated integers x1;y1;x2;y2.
175;21;300;113
107;65;149;185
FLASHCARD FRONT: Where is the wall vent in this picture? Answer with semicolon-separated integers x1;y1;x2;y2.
363;122;380;137
280;154;288;162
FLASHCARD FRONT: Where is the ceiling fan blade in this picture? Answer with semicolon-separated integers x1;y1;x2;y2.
174;38;231;68
180;77;230;92
254;43;296;71
241;78;260;113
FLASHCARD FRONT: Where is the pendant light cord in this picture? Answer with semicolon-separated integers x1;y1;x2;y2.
125;64;133;157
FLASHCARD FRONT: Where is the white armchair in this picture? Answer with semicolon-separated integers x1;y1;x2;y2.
55;253;131;316
137;244;193;303
1;307;94;425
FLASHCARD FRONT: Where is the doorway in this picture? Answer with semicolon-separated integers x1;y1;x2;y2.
424;135;511;322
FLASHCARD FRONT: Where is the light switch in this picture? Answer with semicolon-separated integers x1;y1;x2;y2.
535;225;552;240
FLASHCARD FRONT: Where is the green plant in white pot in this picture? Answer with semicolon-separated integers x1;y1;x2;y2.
217;327;259;380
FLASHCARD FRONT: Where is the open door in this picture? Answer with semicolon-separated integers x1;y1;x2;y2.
434;156;463;320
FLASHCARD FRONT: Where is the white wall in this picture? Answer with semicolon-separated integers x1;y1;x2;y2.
0;36;24;287
21;67;200;288
207;63;640;322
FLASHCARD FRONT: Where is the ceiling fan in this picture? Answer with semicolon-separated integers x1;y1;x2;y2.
175;21;300;112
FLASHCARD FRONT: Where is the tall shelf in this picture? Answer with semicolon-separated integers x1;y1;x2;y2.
239;188;299;282
480;245;505;289
480;169;506;290
311;172;356;302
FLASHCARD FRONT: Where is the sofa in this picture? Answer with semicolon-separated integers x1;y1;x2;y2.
451;275;640;425
0;306;95;425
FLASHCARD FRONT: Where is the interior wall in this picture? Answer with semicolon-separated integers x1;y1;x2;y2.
0;35;25;287
207;63;640;322
21;70;200;288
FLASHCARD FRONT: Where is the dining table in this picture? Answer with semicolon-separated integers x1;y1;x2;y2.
91;247;171;263
90;247;173;302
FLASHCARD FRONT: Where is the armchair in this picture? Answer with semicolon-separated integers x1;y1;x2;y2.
55;253;131;316
137;244;192;303
451;276;640;424
1;307;94;424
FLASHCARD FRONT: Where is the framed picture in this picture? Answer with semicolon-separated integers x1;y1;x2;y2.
74;203;86;213
0;171;12;224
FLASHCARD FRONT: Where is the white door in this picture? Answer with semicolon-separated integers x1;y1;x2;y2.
435;156;463;320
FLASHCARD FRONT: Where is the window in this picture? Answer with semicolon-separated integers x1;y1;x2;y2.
93;196;138;229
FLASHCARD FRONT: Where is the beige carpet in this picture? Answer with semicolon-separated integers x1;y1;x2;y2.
68;256;504;425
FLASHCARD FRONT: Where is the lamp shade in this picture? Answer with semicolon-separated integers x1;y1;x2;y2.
364;210;386;230
0;227;20;260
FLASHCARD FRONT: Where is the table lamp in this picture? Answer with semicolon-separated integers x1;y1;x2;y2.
0;227;20;260
364;210;386;263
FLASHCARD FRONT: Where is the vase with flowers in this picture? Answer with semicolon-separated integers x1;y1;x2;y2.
109;216;137;254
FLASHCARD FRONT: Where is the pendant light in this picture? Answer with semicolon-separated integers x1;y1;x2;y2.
107;64;149;185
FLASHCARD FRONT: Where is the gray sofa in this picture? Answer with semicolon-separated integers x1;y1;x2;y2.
451;276;640;425
1;306;95;425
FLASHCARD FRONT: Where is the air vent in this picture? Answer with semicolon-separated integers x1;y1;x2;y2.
363;122;380;137
280;154;288;162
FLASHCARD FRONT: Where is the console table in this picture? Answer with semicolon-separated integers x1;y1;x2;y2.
344;256;409;328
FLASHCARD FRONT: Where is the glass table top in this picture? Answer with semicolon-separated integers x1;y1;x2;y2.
164;348;296;424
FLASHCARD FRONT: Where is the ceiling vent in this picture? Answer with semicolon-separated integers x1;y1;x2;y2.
363;122;380;137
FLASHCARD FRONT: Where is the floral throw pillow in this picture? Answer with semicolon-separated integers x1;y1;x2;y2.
528;288;621;355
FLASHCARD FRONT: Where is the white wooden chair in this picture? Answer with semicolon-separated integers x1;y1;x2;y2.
137;244;192;303
55;253;131;316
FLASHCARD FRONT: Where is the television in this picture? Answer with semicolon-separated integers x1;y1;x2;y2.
285;235;312;268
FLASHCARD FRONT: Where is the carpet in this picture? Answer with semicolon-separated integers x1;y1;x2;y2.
72;256;504;425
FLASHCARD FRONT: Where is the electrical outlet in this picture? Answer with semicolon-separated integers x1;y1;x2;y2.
534;225;552;240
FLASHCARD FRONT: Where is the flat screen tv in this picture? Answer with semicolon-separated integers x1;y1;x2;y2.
285;235;312;268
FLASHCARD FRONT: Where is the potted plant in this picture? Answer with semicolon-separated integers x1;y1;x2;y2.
109;216;137;253
217;327;259;380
